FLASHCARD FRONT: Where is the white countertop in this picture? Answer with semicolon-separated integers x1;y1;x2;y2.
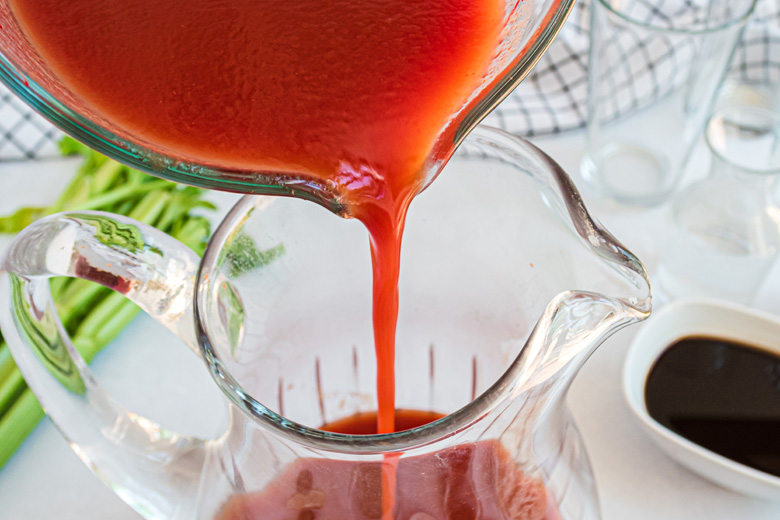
0;130;779;519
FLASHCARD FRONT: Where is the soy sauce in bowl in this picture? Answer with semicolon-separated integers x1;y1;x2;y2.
645;336;780;478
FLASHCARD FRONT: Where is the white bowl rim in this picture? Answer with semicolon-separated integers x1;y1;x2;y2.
622;297;780;490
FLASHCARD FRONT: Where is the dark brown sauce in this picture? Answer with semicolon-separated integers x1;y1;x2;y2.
645;336;780;477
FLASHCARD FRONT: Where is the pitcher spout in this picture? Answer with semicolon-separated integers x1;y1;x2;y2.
499;130;652;397
507;291;648;404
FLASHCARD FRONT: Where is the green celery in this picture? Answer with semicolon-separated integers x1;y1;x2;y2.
55;282;112;334
113;199;136;216
69;180;172;212
0;344;14;384
58;137;107;173
72;291;130;342
72;298;141;363
0;370;24;417
49;277;72;299
90;159;126;196
0;207;48;233
0;390;45;468
172;216;211;256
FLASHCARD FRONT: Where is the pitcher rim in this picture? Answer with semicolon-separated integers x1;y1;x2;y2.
195;125;652;453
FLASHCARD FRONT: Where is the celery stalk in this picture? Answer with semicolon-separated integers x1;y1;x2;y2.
0;391;45;468
69;180;172;212
0;344;14;384
90;159;125;195
73;299;141;363
0;370;24;417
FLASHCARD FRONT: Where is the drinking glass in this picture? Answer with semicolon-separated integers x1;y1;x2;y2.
658;103;780;303
581;0;757;207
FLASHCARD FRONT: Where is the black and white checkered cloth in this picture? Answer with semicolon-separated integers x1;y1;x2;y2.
0;0;777;159
484;0;780;136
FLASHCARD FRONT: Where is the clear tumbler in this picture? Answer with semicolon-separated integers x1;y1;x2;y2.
658;103;780;303
582;0;757;206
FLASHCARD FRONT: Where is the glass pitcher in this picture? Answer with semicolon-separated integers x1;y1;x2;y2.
0;127;651;519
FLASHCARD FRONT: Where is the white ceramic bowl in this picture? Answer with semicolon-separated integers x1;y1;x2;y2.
623;298;780;501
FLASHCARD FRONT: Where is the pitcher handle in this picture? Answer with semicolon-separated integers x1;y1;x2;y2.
0;211;208;520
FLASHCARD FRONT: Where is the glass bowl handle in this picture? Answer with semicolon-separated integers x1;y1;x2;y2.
0;211;206;519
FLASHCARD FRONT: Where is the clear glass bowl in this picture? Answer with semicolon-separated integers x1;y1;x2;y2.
0;0;574;201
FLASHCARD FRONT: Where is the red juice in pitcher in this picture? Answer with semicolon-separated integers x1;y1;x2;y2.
217;411;560;520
